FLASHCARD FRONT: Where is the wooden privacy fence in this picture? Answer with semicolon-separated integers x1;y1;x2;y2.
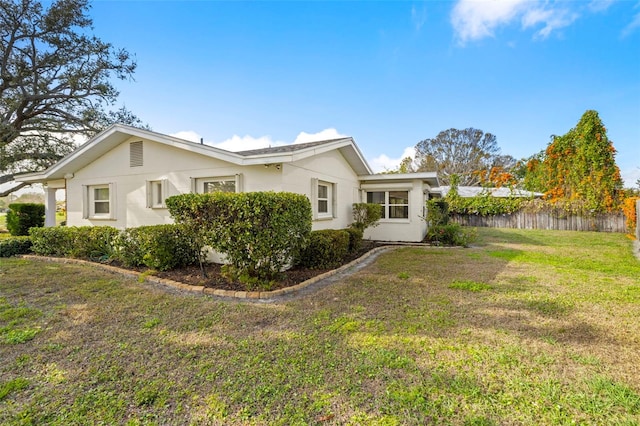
451;211;627;233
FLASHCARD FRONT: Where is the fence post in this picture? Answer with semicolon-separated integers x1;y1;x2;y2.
636;199;640;240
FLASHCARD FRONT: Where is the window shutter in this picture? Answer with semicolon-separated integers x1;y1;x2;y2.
82;185;89;219
161;179;168;207
235;173;243;193
145;181;152;208
311;178;319;220
190;178;196;194
130;141;143;167
109;183;116;220
332;183;338;218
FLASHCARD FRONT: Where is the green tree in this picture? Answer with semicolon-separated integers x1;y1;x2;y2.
536;110;623;211
414;128;514;186
0;0;146;196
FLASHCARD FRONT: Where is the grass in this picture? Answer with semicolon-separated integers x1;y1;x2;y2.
0;228;639;424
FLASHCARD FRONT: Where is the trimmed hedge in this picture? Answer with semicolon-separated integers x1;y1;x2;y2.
167;192;312;287
30;226;118;260
113;225;199;271
296;229;350;269
6;203;45;236
0;237;33;257
29;225;198;271
29;227;75;257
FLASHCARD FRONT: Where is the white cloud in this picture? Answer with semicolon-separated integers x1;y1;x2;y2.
411;4;428;31
588;0;615;13
170;130;202;143
170;128;346;153
370;146;416;173
214;134;286;152
293;128;347;144
451;0;528;43
622;4;640;38
521;7;578;39
451;0;578;43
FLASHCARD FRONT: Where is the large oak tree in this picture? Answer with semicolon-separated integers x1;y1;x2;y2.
0;0;145;196
414;127;515;186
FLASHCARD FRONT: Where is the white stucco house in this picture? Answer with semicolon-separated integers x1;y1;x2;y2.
16;124;440;242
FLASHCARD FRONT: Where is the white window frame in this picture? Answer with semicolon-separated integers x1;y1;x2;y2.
311;178;337;220
366;190;410;221
146;179;168;209
83;183;116;220
191;175;241;194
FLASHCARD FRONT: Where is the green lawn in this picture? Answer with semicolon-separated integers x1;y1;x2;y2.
1;228;639;425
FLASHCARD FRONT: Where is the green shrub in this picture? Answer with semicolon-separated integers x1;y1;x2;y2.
345;227;363;253
167;192;312;287
114;225;199;271
426;199;449;226
6;203;45;236
30;226;118;260
425;223;476;247
0;237;32;257
29;227;74;256
297;229;350;269
68;227;120;261
351;203;382;232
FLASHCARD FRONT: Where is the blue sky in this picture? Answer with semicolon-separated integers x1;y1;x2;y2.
90;0;639;186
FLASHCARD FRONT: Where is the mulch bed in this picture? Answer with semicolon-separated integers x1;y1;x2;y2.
152;240;384;292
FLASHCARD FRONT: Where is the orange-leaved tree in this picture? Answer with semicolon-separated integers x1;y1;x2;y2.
536;110;623;212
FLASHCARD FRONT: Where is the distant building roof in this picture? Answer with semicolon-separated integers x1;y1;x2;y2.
439;186;543;198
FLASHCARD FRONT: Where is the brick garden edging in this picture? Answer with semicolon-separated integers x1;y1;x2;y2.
21;245;419;301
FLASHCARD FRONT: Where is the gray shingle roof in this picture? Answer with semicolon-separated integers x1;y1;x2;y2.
235;138;347;156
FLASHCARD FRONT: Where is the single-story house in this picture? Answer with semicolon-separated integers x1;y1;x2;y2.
16;124;440;242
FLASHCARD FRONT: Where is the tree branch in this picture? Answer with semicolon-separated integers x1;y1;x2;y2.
0;181;29;197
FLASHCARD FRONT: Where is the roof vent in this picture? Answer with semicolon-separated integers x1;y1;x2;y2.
130;141;143;167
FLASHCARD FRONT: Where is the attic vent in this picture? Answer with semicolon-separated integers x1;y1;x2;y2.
130;141;143;167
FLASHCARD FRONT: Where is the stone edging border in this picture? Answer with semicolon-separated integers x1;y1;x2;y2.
21;244;424;301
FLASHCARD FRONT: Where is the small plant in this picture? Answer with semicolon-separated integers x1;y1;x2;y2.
426;199;449;227
351;203;382;232
425;223;477;247
296;229;350;269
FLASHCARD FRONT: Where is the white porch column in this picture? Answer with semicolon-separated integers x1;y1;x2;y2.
44;186;57;227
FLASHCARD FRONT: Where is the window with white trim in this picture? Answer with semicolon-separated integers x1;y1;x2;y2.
312;179;336;219
84;183;116;219
146;179;168;208
317;182;331;217
367;190;409;219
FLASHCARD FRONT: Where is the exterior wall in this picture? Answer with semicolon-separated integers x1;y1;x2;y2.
362;179;428;242
67;136;285;228
283;150;361;231
61;134;431;242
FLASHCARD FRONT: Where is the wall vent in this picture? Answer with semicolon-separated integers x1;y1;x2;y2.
130;141;143;167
